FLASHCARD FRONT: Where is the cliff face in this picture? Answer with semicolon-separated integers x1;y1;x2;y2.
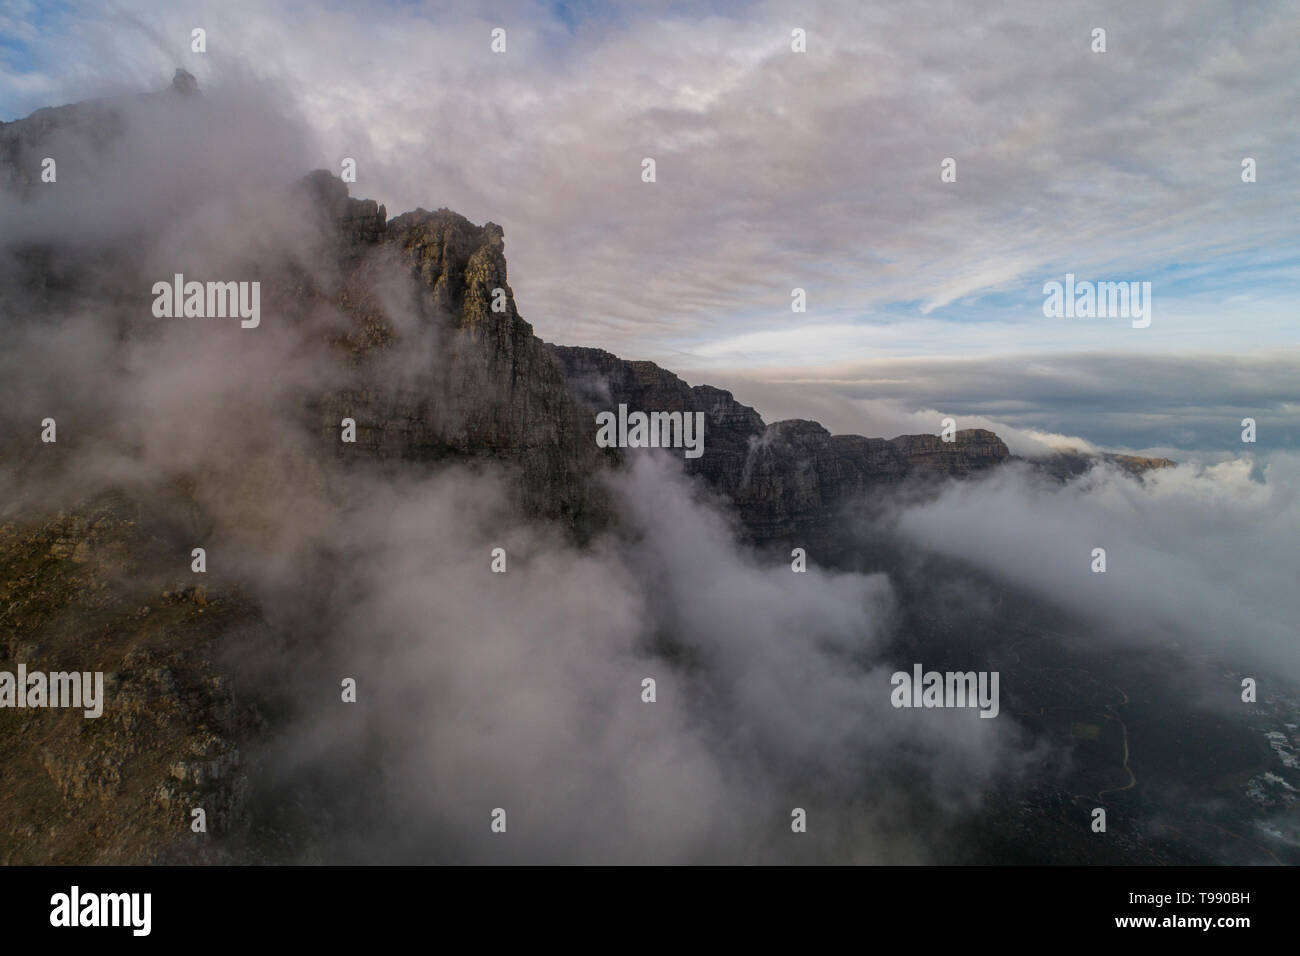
288;172;606;529
1029;449;1177;481
0;75;1168;547
281;173;1012;543
548;344;768;494
0;69;1042;545
551;344;1010;541
732;425;1009;542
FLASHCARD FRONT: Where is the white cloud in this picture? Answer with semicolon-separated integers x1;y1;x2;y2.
6;0;1296;368
891;455;1300;682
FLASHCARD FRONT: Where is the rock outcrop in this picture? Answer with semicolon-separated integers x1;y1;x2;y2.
1028;449;1177;481
551;344;1011;541
285;175;609;530
0;67;1128;546
0;498;260;863
283;174;1013;542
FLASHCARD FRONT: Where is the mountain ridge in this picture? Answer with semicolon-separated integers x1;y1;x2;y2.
0;78;1188;864
0;69;1169;549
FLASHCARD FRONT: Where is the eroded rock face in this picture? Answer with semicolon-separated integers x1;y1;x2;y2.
288;185;608;531
550;345;1011;541
549;344;767;491
290;183;1013;543
0;499;261;864
728;425;1009;541
297;169;388;247
0;73;1055;549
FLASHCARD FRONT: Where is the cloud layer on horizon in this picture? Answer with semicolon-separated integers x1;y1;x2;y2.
700;350;1300;459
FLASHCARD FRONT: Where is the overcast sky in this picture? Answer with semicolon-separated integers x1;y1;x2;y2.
3;0;1296;454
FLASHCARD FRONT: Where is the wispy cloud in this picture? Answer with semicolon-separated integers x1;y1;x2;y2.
5;0;1297;369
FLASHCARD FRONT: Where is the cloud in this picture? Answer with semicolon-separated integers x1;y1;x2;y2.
888;455;1300;683
240;454;1027;863
2;2;1294;865
0;77;1027;863
4;0;1297;366
698;350;1300;458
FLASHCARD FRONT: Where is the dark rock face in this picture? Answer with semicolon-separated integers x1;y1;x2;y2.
0;75;1172;552
297;169;387;246
550;344;1011;541
171;69;199;95
284;183;1013;543
548;344;767;493
258;181;1015;543
732;425;1009;542
0;498;263;863
0;61;1086;547
279;178;1012;544
289;190;608;530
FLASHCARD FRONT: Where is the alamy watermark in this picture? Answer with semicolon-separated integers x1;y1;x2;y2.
50;886;150;936
1042;273;1151;328
151;273;260;328
595;404;705;459
0;665;104;718
890;663;1000;718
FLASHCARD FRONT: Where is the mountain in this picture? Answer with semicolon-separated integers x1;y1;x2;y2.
291;168;1020;545
7;78;1249;867
0;70;1153;543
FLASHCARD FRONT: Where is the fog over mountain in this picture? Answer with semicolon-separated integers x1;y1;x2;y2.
1;44;1295;865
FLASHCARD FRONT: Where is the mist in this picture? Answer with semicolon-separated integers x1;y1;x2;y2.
886;457;1300;684
2;69;1293;864
0;74;1033;863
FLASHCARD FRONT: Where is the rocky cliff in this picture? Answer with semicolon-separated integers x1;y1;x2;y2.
286;172;1015;542
0;497;262;863
0;69;1117;548
290;170;608;531
1028;449;1177;481
551;344;1011;541
0;76;1166;863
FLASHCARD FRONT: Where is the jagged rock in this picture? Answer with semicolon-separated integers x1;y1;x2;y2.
297;169;386;246
549;345;766;493
550;344;1010;541
297;193;608;532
